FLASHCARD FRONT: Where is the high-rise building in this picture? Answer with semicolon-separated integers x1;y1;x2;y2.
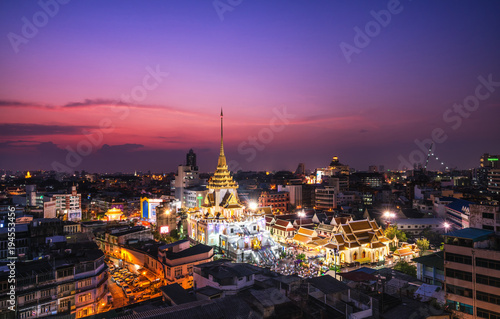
444;205;500;319
295;163;305;176
186;149;197;169
50;186;82;221
488;169;500;195
173;150;202;207
315;186;336;211
480;153;500;169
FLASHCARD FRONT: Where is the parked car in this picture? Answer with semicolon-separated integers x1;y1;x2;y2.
124;288;133;296
115;279;124;286
122;284;130;292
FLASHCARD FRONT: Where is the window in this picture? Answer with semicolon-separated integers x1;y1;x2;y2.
60;300;69;309
477;291;500;305
19;310;33;319
477;257;500;270
41;289;51;298
446;284;472;298
483;225;495;231
477;307;500;319
24;293;36;302
167;267;171;277
446;268;472;282
187;265;193;274
445;252;472;265
79;278;92;288
78;293;91;303
477;274;500;288
175;267;182;277
483;212;495;219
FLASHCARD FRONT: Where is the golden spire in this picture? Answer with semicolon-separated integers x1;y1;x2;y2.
209;109;238;190
220;108;224;156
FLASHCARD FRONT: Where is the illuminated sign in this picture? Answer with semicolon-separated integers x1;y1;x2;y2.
160;226;169;234
488;158;499;161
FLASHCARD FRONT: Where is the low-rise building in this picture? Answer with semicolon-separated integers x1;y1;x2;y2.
394;218;445;235
0;241;107;319
413;251;445;287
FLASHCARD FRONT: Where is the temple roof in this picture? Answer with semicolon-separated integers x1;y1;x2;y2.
208;109;239;190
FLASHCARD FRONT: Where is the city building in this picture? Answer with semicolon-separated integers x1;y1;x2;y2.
393;218;446;235
156;203;178;235
278;184;302;208
488;169;500;195
173;149;202;207
444;228;500;318
315;186;336;211
96;226;154;258
413;251;445;286
50;186;82;221
193;259;262;294
140;197;164;223
258;191;290;213
445;199;474;230
0;241;107;319
158;240;213;288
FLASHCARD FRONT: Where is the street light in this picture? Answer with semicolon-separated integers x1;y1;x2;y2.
384;211;396;224
249;201;258;211
297;210;306;228
444;222;450;233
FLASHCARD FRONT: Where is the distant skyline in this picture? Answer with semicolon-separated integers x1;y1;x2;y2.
1;0;500;173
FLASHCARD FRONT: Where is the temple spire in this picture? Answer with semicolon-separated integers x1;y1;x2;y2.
220;108;224;156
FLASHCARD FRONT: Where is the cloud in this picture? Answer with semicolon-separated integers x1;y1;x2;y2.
0;100;52;109
0;98;203;117
62;98;202;117
0;124;99;136
63;98;129;108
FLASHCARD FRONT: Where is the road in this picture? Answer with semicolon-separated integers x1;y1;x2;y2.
108;277;128;309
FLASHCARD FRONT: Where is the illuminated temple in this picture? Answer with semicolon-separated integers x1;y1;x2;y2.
187;110;279;263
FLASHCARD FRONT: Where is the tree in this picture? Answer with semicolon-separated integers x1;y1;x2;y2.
297;253;306;261
393;260;417;277
385;225;407;243
421;227;443;246
416;238;430;256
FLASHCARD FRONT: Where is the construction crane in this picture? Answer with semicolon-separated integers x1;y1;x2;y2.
424;143;434;171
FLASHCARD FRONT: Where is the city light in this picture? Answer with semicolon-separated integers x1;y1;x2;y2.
248;202;258;210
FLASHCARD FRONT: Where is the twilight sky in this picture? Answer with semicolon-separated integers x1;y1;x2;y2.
1;0;499;173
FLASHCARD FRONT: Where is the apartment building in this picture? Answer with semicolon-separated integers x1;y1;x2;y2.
0;242;107;319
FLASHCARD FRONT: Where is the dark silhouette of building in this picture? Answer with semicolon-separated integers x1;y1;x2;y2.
187;149;197;170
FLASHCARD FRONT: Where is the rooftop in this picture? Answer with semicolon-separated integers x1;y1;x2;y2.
160;283;195;305
162;244;213;262
445;227;494;241
412;251;444;270
195;259;260;280
307;275;349;294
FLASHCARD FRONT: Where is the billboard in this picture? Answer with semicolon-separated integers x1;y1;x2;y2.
160;226;169;234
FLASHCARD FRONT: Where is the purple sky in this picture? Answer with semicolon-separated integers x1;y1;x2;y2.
1;0;499;173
